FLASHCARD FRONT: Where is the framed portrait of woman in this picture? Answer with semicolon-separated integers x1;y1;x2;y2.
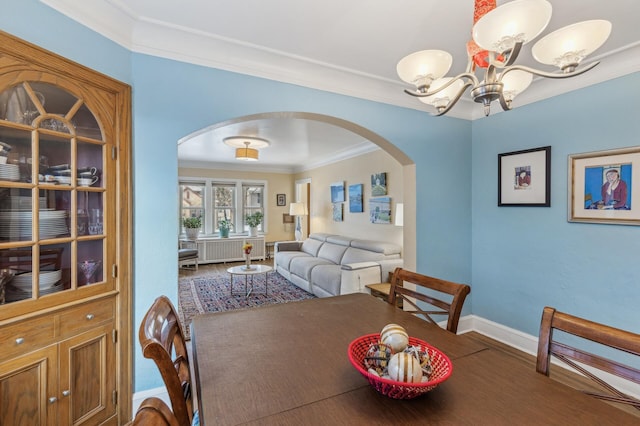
568;146;640;225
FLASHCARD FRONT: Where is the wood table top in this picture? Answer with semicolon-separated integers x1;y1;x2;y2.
191;293;638;425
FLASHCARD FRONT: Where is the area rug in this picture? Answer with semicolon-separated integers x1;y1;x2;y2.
178;271;316;340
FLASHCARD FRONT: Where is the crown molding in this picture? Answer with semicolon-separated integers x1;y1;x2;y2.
41;1;640;122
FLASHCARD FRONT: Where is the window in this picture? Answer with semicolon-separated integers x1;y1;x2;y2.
179;178;267;236
180;182;204;232
242;184;264;232
212;183;236;232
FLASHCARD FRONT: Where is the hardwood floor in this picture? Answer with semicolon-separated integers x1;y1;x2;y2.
180;263;638;419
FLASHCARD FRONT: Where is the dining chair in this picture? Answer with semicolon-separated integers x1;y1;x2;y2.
139;296;196;426
132;397;179;426
536;306;640;411
387;267;470;334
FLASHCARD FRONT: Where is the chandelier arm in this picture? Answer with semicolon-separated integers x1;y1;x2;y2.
404;73;478;98
499;61;601;81
498;92;512;112
431;81;475;117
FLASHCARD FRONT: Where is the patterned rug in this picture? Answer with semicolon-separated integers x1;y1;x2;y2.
178;271;316;340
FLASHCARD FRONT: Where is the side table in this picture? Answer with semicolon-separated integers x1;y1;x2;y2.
227;264;273;297
365;282;402;307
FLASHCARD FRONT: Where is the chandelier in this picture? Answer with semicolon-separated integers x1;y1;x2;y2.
396;0;612;117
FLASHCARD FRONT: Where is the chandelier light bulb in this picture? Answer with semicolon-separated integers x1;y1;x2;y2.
532;20;612;72
500;70;533;103
397;50;452;92
418;78;465;112
472;0;552;53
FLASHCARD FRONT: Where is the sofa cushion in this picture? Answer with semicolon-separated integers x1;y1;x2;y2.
350;239;402;256
275;251;311;270
310;264;342;297
289;256;334;281
341;247;387;264
300;238;324;257
317;242;349;264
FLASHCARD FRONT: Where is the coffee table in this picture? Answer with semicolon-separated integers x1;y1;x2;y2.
227;264;273;297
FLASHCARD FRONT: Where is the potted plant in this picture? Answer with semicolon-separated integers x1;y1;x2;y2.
182;216;201;240
218;218;232;238
245;211;263;237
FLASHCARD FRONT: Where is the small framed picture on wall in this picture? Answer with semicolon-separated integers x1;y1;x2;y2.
276;193;286;206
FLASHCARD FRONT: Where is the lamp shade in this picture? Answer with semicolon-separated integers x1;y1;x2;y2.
235;146;259;161
418;77;465;109
472;0;552;53
500;70;533;102
289;202;307;216
395;203;404;227
531;20;611;70
397;50;452;89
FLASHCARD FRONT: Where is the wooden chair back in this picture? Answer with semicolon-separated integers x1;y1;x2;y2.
387;268;470;334
132;397;179;426
139;296;194;426
536;306;640;411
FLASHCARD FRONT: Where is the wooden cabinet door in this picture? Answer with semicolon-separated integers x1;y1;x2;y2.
0;345;58;426
58;323;116;425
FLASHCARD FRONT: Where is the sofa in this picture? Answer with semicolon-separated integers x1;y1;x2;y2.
274;233;403;297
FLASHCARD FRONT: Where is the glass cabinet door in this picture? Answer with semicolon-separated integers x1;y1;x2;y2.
0;81;106;304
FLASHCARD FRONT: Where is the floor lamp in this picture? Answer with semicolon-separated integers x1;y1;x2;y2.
289;202;307;241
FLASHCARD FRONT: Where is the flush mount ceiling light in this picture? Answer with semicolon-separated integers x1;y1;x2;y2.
223;136;270;161
397;0;611;117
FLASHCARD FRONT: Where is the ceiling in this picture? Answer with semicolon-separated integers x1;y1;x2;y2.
42;0;640;171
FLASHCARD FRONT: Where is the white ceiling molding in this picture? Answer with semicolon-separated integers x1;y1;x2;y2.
40;0;640;122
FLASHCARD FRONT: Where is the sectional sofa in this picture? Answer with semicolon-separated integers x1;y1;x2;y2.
274;233;403;297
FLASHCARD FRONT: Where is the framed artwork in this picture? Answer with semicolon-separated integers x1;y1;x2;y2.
332;203;343;222
349;184;363;213
276;193;286;206
371;172;387;196
330;181;345;203
568;146;640;225
498;146;551;207
369;197;391;224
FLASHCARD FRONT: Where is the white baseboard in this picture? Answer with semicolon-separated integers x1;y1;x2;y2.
133;314;639;412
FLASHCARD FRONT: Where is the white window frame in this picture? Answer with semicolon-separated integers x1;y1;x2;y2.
178;176;268;237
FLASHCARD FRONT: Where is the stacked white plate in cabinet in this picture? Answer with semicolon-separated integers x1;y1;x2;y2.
0;209;69;239
5;279;64;302
0;164;20;181
11;270;62;291
0;196;47;210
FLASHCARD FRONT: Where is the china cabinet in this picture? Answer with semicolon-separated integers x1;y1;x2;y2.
0;31;131;424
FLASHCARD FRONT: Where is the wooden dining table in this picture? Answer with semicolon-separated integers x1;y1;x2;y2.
191;293;638;425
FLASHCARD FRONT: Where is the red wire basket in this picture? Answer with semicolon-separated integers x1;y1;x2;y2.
348;333;453;399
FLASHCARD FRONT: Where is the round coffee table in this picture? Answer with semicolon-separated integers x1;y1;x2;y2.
227;264;273;297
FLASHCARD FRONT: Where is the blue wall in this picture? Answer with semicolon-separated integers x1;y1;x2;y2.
131;53;471;390
471;73;640;337
4;0;636;396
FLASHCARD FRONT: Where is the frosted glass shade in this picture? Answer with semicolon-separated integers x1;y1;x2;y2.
418;77;465;109
531;20;612;69
397;50;452;89
500;70;533;102
472;0;552;53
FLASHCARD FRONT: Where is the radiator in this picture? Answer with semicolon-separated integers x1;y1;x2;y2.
198;236;265;264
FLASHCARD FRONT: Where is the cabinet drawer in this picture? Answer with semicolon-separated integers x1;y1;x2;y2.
58;298;115;337
0;316;55;362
